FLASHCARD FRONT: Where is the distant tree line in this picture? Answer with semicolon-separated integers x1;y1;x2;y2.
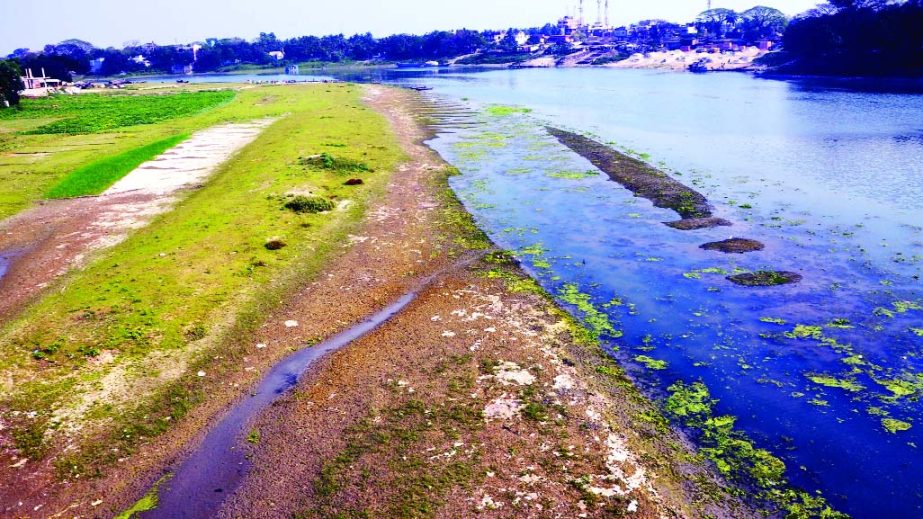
694;6;788;41
781;0;923;76
5;29;522;79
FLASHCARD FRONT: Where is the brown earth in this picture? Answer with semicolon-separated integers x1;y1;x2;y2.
0;87;750;518
700;238;766;254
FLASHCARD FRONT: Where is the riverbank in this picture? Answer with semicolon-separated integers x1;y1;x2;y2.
211;87;749;518
0;84;749;517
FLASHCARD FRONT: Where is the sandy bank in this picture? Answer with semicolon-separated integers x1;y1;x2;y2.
608;47;766;72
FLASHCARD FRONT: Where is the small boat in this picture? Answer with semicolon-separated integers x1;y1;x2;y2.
688;59;710;73
176;79;190;83
404;85;433;91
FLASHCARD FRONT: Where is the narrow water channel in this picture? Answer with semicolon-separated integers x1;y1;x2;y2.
140;251;481;518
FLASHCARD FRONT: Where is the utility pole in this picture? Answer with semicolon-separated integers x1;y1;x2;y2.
707;0;712;10
579;0;585;26
596;0;602;25
605;0;609;27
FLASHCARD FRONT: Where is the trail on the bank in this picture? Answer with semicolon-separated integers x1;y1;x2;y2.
0;120;274;321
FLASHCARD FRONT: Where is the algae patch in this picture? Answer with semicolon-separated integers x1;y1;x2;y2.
115;474;172;518
882;418;912;434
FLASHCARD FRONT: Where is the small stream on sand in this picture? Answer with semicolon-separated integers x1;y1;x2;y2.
142;252;481;518
412;69;923;518
145;290;424;518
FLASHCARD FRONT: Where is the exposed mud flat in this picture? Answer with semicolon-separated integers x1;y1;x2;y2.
545;127;718;225
727;270;803;286
700;238;766;254
664;217;732;230
0;120;274;322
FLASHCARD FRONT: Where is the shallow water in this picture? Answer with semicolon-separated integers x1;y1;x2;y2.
414;69;923;518
0;250;18;282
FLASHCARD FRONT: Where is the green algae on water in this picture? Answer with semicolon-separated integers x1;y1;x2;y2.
558;283;620;339
485;105;533;117
634;355;668;370
805;374;865;393
115;474;172;519
882;418;912;434
663;381;844;517
760;317;787;325
547;170;598;180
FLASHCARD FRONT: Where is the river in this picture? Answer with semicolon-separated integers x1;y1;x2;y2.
420;68;923;518
149;68;923;517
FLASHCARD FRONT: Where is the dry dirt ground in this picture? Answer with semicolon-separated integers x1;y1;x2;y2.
0;120;273;322
1;87;748;518
213;88;747;518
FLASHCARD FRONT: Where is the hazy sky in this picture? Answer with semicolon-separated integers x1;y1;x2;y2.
2;0;819;54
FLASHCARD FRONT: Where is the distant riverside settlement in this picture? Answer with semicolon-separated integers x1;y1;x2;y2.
1;0;922;103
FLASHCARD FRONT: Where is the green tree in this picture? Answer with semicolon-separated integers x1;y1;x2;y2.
0;60;25;108
741;6;788;40
696;8;740;38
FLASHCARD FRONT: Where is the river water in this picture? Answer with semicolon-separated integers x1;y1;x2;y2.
149;68;923;517
417;69;923;518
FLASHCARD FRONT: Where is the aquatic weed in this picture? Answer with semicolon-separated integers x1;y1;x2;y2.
882;418;912;434
634;355;668;370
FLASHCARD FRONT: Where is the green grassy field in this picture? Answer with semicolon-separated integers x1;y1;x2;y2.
45;133;189;198
0;85;329;219
0;90;235;135
0;83;405;474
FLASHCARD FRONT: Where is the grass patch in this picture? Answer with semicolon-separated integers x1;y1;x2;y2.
45;134;188;198
0;90;235;135
0;85;323;220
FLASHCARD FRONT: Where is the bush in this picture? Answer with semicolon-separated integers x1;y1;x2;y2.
0;60;25;108
284;195;335;213
299;153;371;174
